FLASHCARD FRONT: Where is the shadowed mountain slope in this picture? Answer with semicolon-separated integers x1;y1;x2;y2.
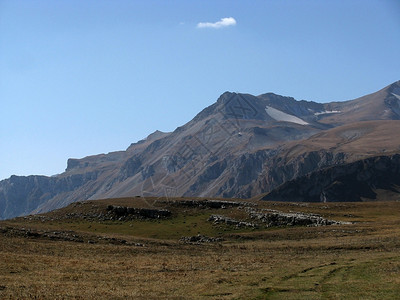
260;154;400;202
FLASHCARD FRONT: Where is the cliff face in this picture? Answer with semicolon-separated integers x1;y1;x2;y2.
1;81;400;220
261;154;400;202
0;172;98;219
217;149;349;199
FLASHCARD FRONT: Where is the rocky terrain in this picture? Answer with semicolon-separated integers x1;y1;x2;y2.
1;81;400;219
247;208;350;227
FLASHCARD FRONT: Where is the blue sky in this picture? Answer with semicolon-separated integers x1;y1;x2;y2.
1;0;399;180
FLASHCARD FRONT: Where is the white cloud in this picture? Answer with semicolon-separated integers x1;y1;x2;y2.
197;17;236;29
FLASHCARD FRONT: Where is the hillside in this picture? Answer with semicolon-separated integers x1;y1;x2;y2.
1;81;400;219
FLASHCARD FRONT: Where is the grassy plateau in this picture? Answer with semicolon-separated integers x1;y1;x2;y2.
0;197;400;299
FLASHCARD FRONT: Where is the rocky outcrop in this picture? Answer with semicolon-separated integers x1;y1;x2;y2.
206;208;349;229
120;156;142;180
180;234;223;244
247;209;349;227
208;214;257;228
106;205;171;220
66;152;125;172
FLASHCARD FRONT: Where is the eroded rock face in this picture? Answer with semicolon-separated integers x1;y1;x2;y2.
262;154;400;202
219;150;348;198
0;172;98;220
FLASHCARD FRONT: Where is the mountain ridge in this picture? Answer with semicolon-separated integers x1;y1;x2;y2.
1;81;400;219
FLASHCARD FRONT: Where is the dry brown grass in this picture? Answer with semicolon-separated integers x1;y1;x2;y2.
1;199;400;299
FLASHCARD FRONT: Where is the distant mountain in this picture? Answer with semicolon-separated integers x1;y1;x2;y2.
1;81;400;219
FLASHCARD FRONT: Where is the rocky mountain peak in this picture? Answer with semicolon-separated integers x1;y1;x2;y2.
145;130;170;141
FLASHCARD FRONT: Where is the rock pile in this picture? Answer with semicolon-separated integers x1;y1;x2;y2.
248;209;350;227
208;214;257;228
180;234;223;244
106;205;171;220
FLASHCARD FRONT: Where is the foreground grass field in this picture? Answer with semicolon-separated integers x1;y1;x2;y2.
1;198;400;299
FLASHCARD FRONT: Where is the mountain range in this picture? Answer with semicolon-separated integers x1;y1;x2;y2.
1;81;400;220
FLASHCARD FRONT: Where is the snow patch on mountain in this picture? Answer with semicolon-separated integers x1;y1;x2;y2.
391;93;400;101
314;110;341;116
265;106;309;125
